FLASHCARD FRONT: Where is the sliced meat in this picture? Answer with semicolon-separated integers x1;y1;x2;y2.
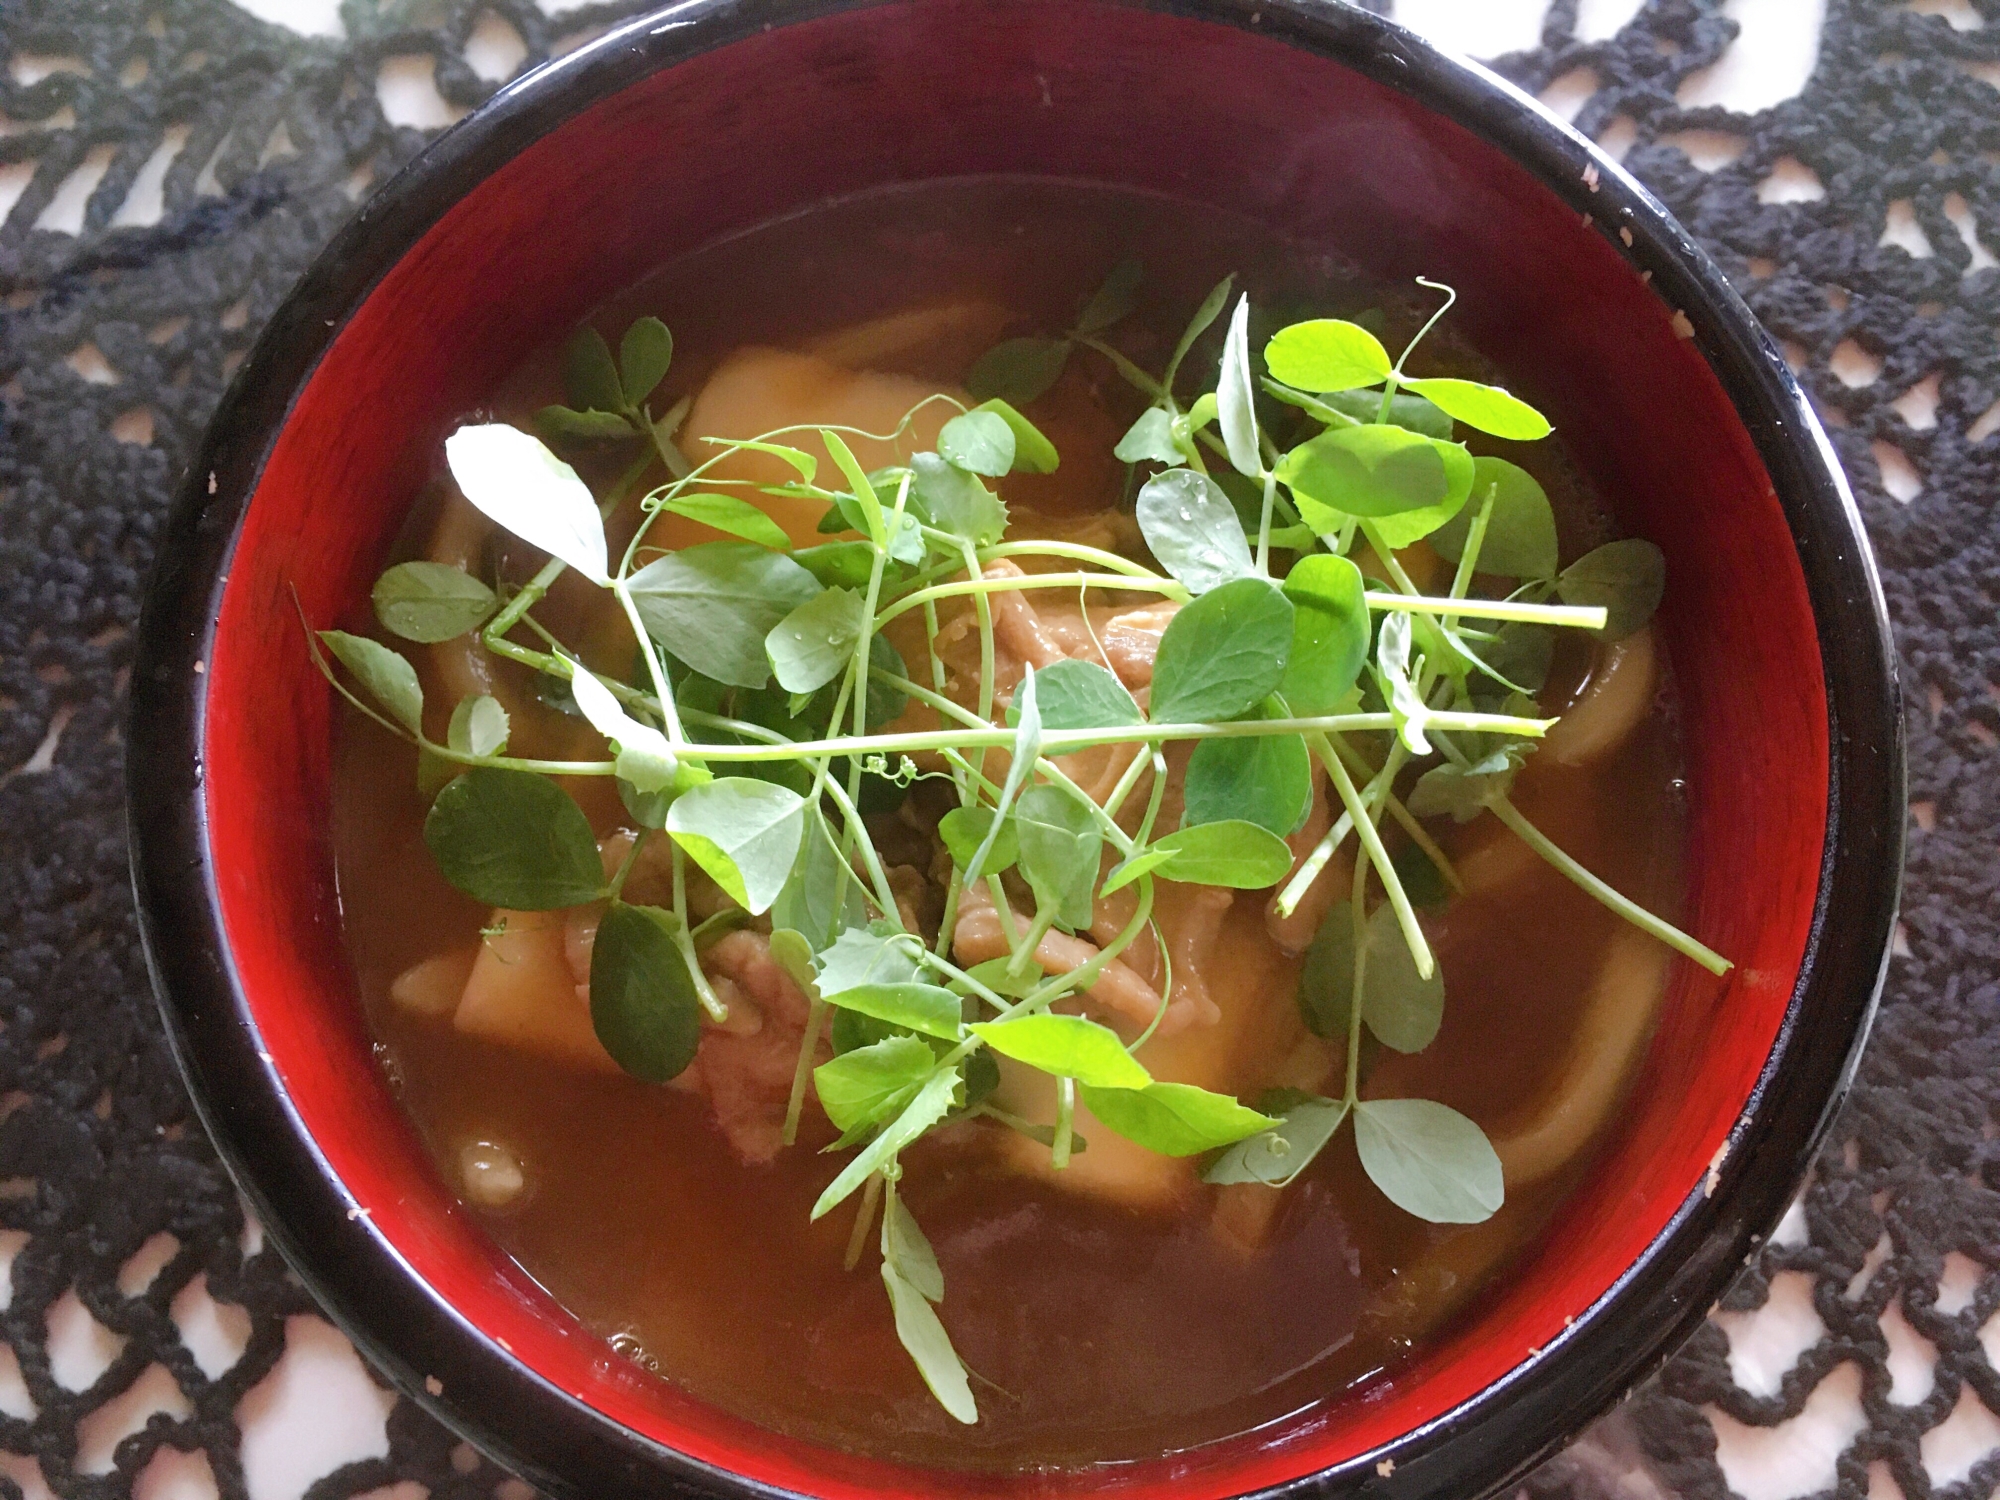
679;929;826;1165
1100;605;1179;689
951;881;1167;1032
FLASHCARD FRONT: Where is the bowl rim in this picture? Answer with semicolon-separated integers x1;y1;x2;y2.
126;1;1905;1496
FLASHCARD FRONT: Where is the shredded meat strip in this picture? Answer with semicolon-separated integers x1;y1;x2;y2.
952;882;1224;1039
680;929;824;1166
986;559;1070;677
953;881;1162;1025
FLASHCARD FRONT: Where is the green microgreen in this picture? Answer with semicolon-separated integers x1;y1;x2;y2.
306;293;1729;1425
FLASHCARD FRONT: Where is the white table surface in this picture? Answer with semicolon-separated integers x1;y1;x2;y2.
7;3;1953;1499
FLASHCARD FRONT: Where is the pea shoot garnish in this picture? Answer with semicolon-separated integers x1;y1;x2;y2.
310;270;1727;1423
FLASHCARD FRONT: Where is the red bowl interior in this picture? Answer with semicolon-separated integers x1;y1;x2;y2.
200;3;1826;1495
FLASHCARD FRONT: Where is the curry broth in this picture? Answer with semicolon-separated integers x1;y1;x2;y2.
331;180;1685;1468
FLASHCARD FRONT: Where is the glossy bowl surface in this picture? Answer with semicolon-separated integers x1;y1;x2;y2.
128;2;1903;1497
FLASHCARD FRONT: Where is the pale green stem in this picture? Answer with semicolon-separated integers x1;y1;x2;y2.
1099;742;1155;823
1365;592;1605;630
637;709;1550;765
1255;468;1279;575
1322;739;1433;980
1487;797;1732;976
782;998;826;1147
1052;1079;1076;1170
1324;732;1463;895
844;1172;883;1271
821;773;902;920
613;580;683;740
670;845;728;1022
1343;847;1372;1104
893;538;1174;597
877;571;1185;631
1449;488;1498;602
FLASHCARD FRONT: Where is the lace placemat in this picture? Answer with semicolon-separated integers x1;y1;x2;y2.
1;2;1992;1498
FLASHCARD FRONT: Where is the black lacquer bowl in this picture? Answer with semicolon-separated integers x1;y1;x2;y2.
127;2;1903;1497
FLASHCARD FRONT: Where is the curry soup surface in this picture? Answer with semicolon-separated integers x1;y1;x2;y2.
332;179;1685;1469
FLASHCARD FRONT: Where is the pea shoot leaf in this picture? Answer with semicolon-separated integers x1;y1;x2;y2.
563;325;624;413
1135;468;1254;594
939;410;1016;477
816;925;925;995
1352;1098;1504;1223
589;903;702;1082
812;1065;961;1220
814;1035;933;1133
911;453;1008;548
1148;577;1294;724
1280;553;1369;714
1428;457;1559;580
1557;538;1666;640
939;805;1019;876
1393;838;1452;910
1322;388;1454;438
1217;294;1262;479
822;982;965;1041
447;694;509;759
1075;257;1144;335
1296;906;1354;1040
627;542;822;688
820;431;886;548
708;437;818;483
884;1192;945;1302
967;336;1070;406
1357;902;1445;1052
791;540;877;590
619;777;669;830
371;562;498;643
1475;623;1555;693
957;957;1045;1000
772;811;866;952
565;663;679;794
1115;408;1182;466
1098;846;1176;897
1363;438;1475;550
1408;745;1530;823
1264;384;1454;441
1295;903;1445;1053
963;666;1039;885
1165;275;1233;391
1203;1090;1350;1187
320;631;423;733
423;767;605;909
1077;1081;1274;1156
444;423;611;585
1375;611;1433;755
1149;820;1295;889
665;777;807;914
662;492;792;551
1005;658;1139;735
766;586;865;695
883;1262;977;1425
618;316;674;407
970;1014;1149;1089
975;398;1059;473
1276;424;1447;519
1399;376;1552;441
535;405;635;442
1263;319;1393;393
1183;727;1313;837
1014;783;1103;931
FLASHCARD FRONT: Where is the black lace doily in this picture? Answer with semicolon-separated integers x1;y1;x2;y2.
1;2;1992;1497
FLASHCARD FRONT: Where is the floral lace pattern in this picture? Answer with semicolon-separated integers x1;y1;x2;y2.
0;2;1991;1497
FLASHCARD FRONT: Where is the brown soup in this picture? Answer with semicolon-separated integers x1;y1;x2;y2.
331;180;1684;1469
